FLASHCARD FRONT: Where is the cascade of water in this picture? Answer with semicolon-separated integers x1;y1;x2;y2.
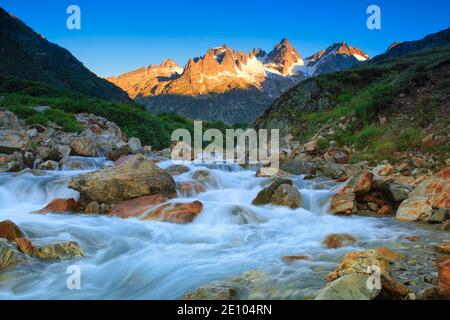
0;157;445;299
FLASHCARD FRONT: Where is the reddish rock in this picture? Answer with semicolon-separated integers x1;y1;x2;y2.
330;170;373;215
330;192;355;215
412;175;429;187
142;201;203;224
351;170;373;195
109;195;167;219
373;164;394;177
0;220;25;241
396;197;433;222
396;167;450;222
376;247;405;261
410;167;450;209
438;259;450;299
392;174;415;185
35;198;80;214
15;238;35;255
323;234;357;249
325;247;402;283
377;205;392;216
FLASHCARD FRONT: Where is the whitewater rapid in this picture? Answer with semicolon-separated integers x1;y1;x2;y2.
0;157;445;299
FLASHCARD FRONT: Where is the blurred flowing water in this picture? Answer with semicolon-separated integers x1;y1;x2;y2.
0;157;446;299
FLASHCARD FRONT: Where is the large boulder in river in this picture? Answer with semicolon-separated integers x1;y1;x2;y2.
109;194;167;219
35;198;81;214
0;220;25;241
33;241;84;260
142;201;203;224
270;184;301;209
68;155;176;206
252;178;301;209
396;167;450;222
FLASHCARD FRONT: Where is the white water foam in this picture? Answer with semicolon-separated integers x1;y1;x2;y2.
0;157;445;299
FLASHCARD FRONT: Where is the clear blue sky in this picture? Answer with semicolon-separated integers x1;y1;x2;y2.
1;0;449;77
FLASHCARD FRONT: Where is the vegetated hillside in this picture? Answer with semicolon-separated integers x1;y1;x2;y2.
254;45;450;164
0;7;130;103
0;76;240;150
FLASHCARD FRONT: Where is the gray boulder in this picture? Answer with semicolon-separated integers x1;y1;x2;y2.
128;137;143;154
314;274;380;300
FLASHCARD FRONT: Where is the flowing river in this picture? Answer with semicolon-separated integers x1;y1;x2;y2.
0;156;446;299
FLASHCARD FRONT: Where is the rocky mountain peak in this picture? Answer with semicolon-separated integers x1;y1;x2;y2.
160;59;179;69
265;38;303;75
322;42;369;60
251;48;267;58
303;42;369;76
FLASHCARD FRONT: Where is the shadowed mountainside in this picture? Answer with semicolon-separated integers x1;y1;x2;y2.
0;7;131;103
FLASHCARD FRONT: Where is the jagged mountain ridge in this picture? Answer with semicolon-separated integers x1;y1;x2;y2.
108;39;368;123
300;42;369;76
107;39;308;98
0;7;131;102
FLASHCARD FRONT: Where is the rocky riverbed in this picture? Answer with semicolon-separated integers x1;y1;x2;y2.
0;110;449;300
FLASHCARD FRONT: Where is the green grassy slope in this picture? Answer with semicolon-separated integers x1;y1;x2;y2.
0;76;242;150
254;45;450;163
